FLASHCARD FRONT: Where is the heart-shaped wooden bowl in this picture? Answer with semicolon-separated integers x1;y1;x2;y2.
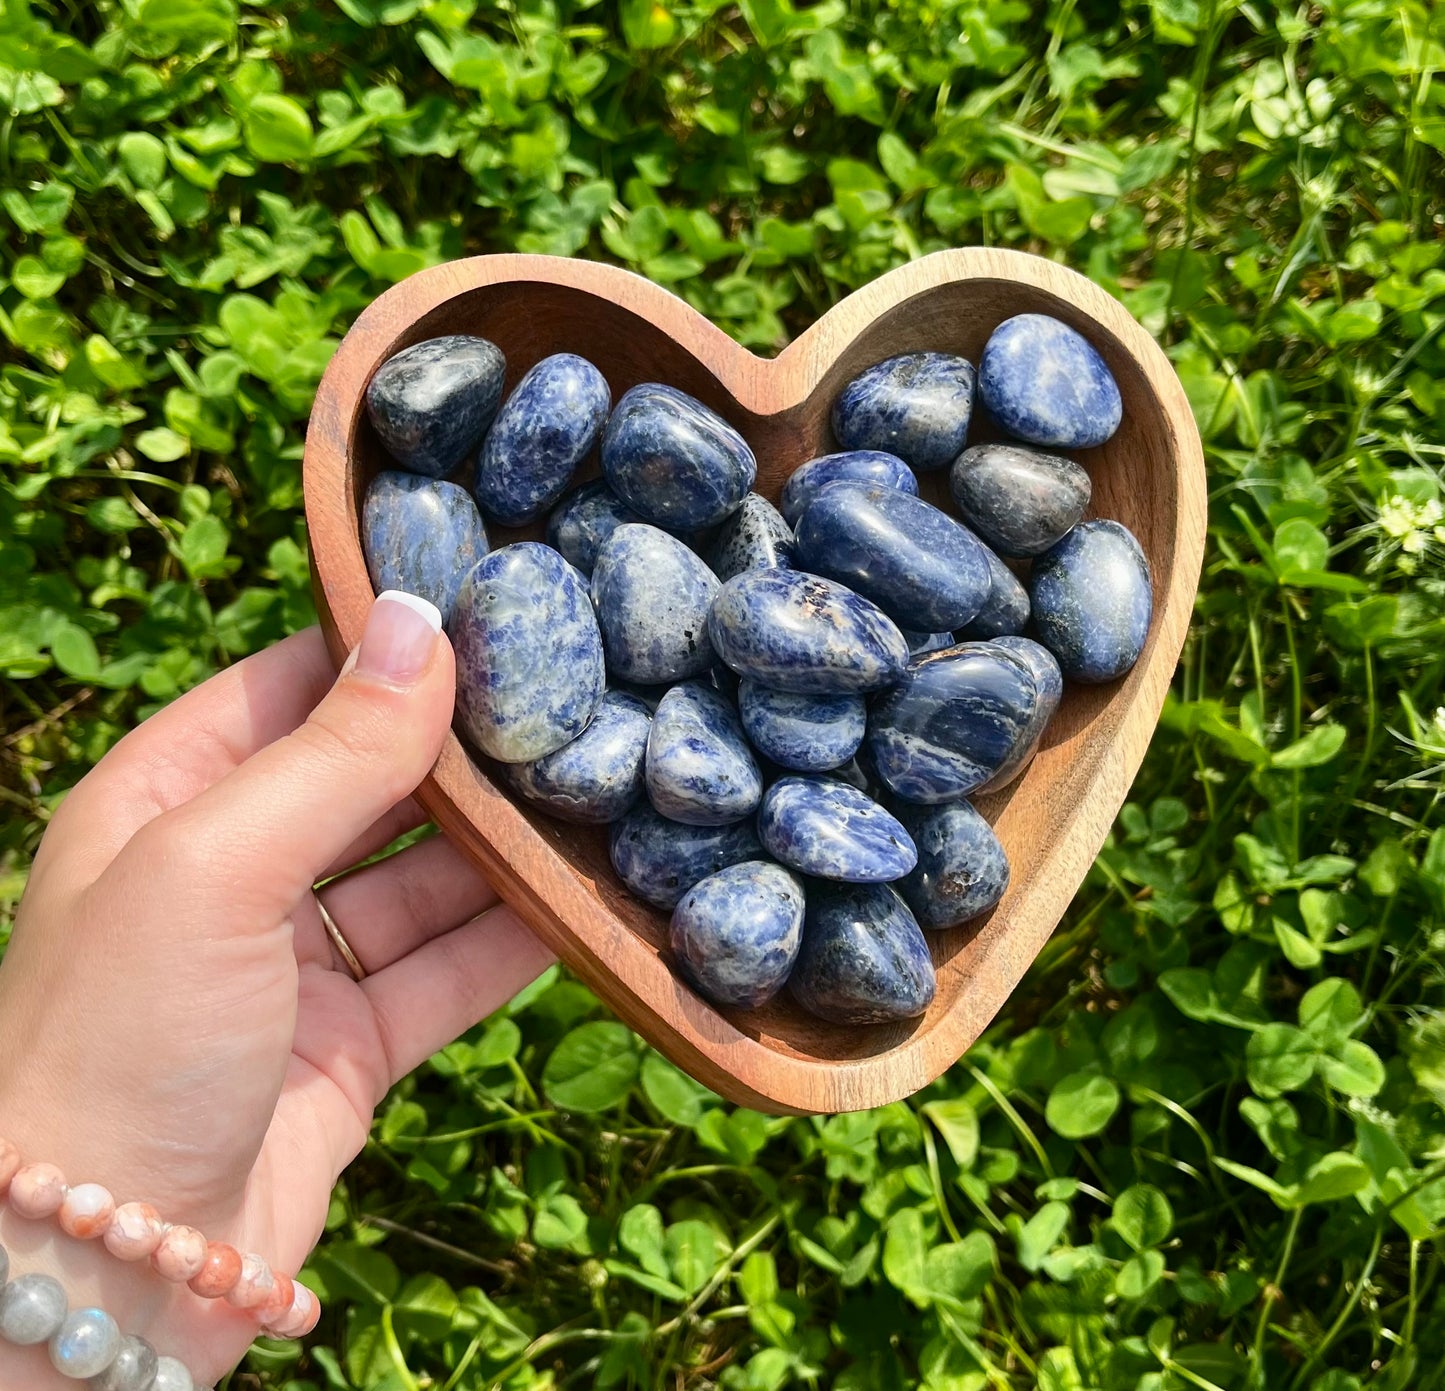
304;249;1205;1116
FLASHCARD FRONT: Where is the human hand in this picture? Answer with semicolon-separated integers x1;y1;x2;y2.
0;594;555;1385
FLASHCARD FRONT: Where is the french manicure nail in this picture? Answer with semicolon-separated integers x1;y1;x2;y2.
354;590;442;685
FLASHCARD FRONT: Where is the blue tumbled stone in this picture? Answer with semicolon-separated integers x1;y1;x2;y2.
758;776;917;882
789;882;935;1024
601;383;757;530
362;471;489;625
592;524;720;684
795;482;991;631
896;801;1010;930
1030;519;1151;682
779;450;919;527
646;681;762;826
949;441;1091;558
976;635;1063;793
509;690;652;824
831;353;976;473
867;643;1039;803
609;804;766;910
450;543;604;763
902;629;955;656
671;861;806;1008
978;314;1122;449
709;569;910;695
956;537;1030;640
709;493;796;581
474;353;611;526
366;335;506;478
546;481;644;577
738;680;865;772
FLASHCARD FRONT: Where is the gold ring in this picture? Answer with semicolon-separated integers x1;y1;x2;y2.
315;893;366;982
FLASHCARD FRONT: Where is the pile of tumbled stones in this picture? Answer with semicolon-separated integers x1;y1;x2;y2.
360;312;1151;1027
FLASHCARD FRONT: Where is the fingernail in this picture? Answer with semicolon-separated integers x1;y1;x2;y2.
354;591;442;685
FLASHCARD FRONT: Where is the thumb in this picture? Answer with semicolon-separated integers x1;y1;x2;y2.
128;590;458;924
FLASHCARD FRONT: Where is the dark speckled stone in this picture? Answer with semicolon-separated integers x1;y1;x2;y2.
601;383;756;530
366;335;506;478
795;482;991;630
671;861;805;1008
779;451;919;527
949;442;1091;558
789;882;935;1024
831;353;976;473
609;804;766;910
546;482;644;577
474;354;610;526
709;569;910;695
362;471;488;625
867;643;1039;803
709;493;796;581
738;680;865;772
979;314;1121;449
897;801;1010;930
957;538;1030;640
1030;520;1151;682
509;690;651;824
976;635;1063;793
758;777;916;882
449;543;604;763
592;524;719;684
646;681;762;826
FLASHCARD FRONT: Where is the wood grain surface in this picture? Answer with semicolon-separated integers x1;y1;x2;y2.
303;249;1207;1115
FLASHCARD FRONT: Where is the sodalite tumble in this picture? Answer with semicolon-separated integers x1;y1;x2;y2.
779;450;919;526
957;538;1030;640
509;690;651;824
365;335;505;478
546;481;643;576
362;471;489;625
601;383;756;530
671;861;805;1008
831;353;976;472
474;353;610;526
759;777;917;882
738;680;865;772
710;493;795;581
795;482;990;631
646;682;762;826
903;629;955;656
980;635;1063;793
609;804;765;910
949;442;1091;558
450;543;604;763
978;314;1122;449
897;802;1010;930
709;569;909;695
1031;519;1151;682
789;883;935;1024
867;643;1039;803
592;524;719;683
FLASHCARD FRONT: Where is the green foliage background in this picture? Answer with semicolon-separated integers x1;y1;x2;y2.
4;0;1445;1386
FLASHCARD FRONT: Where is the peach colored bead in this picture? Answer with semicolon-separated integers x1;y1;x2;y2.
58;1181;116;1238
151;1225;208;1282
225;1253;276;1311
104;1202;166;1261
0;1138;20;1196
188;1241;242;1299
269;1282;320;1339
8;1161;67;1219
259;1272;295;1326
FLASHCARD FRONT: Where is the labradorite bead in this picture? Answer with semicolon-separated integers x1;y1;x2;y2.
0;1273;67;1345
50;1308;121;1379
150;1357;196;1391
89;1336;159;1391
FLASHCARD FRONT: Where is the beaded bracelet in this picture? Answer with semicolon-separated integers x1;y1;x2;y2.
0;1242;208;1389
0;1140;318;1341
